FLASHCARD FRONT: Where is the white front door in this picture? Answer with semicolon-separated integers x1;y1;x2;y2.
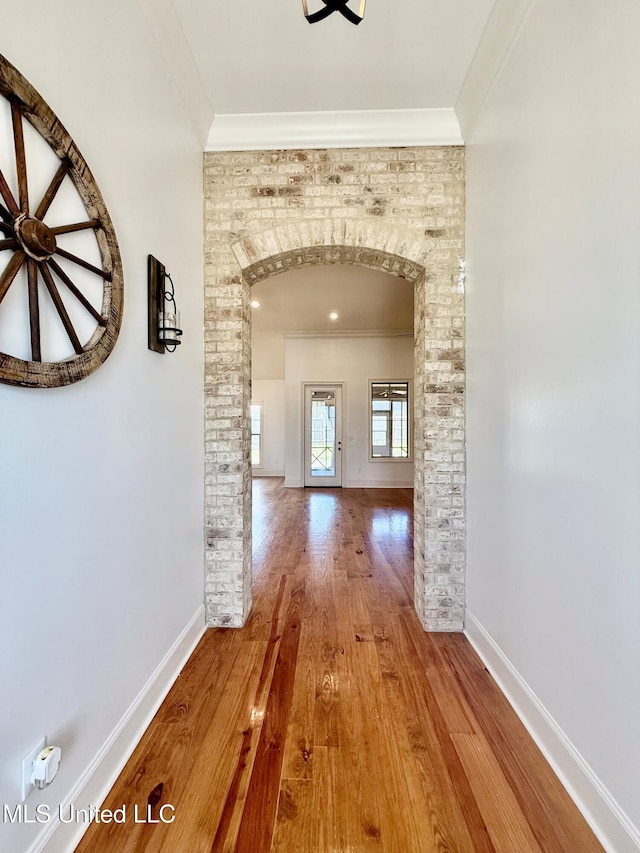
304;385;343;487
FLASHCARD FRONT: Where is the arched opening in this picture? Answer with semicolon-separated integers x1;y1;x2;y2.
204;219;464;632
249;263;416;606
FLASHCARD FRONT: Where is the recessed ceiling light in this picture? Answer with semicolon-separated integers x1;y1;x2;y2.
329;311;339;321
251;300;261;309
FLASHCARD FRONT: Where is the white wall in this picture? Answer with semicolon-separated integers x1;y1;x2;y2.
253;330;285;380
0;4;204;851
463;1;640;848
252;379;286;476
283;335;413;487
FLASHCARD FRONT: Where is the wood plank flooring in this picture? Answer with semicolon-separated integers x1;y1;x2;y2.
76;479;603;853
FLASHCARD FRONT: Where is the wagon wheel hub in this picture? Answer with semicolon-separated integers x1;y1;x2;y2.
13;213;57;260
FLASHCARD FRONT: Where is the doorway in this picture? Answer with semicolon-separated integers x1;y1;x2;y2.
204;212;466;632
303;384;343;487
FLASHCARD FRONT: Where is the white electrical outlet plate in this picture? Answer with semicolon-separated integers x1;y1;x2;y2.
21;738;46;802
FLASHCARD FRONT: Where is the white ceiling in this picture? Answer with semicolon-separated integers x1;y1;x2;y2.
172;0;496;116
251;265;414;334
163;0;500;330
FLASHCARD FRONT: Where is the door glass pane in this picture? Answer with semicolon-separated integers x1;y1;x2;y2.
310;390;336;477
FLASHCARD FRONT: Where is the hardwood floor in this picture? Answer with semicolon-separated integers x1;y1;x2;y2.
76;479;603;852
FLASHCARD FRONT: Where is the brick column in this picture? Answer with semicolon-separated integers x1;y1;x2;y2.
204;148;465;631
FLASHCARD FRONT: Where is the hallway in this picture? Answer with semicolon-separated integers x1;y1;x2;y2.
77;480;602;852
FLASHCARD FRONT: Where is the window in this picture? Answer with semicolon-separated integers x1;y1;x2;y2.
370;381;410;459
250;402;263;467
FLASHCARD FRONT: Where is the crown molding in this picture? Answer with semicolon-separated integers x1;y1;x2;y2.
135;0;214;147
455;0;534;141
206;108;463;151
282;330;413;339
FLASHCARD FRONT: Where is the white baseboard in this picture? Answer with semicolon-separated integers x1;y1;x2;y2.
465;610;640;853
344;479;413;489
252;471;284;478
283;478;412;489
28;606;206;853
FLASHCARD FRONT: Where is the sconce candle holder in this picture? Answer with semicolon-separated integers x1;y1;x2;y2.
148;255;183;353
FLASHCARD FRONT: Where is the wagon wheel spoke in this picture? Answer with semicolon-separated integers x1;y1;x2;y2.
39;261;83;354
51;219;101;236
0;250;25;304
0;202;12;223
0;237;17;251
47;258;107;327
11;99;29;212
27;258;41;361
55;246;113;281
0;167;19;216
34;160;69;221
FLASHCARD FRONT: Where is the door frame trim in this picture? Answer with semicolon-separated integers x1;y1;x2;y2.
302;381;345;488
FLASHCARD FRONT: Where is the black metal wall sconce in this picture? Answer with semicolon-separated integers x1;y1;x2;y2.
148;255;183;353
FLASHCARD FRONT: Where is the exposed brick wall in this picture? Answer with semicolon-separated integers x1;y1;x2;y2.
204;146;465;631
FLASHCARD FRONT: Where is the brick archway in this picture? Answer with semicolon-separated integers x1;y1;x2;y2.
204;148;465;632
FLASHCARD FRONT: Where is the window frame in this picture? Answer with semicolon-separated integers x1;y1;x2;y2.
368;380;412;462
250;401;263;469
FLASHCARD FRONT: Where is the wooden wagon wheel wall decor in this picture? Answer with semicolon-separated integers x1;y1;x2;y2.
0;53;123;388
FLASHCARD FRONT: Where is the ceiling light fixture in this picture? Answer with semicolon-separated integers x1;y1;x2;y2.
302;0;366;25
329;311;339;321
251;299;261;308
